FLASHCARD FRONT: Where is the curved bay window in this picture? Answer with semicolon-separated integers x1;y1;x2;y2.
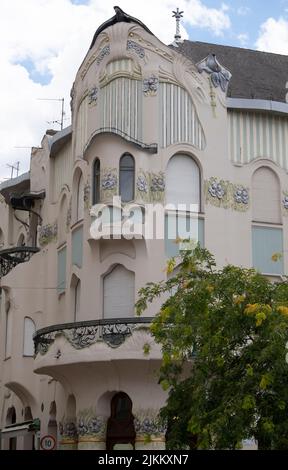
106;392;135;450
119;154;135;202
92;158;100;205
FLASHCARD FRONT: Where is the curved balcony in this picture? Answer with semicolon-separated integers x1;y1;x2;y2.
0;247;40;278
34;317;153;355
33;317;161;376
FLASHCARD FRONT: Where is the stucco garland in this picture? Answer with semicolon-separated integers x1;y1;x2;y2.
143;75;159;96
38;222;58;246
205;177;250;212
283;192;288;215
59;421;78;439
84;183;91;209
150;172;165;203
66;197;72;230
77;409;107;438
134;409;167;438
101;168;118;203
136;170;149;203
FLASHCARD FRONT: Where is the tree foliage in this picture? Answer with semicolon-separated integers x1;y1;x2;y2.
136;246;288;449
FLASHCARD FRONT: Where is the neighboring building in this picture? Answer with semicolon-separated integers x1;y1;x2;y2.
0;7;287;450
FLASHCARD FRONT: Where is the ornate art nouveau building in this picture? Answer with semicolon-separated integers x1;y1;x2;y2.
0;7;287;450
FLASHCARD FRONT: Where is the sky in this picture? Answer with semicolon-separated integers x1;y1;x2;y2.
0;0;288;182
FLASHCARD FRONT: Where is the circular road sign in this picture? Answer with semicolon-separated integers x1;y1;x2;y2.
40;435;56;450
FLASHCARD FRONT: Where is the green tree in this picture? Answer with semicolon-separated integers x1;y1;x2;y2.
136;245;288;449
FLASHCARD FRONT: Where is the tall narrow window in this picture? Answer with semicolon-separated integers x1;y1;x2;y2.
58;195;68;245
5;309;12;359
23;317;36;357
92;159;100;205
0;228;4;248
57;247;67;294
74;279;81;321
103;265;135;318
76;173;84;221
119;154;135;202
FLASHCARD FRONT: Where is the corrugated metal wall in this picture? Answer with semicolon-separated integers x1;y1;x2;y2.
229;110;288;169
100;77;143;141
159;83;205;149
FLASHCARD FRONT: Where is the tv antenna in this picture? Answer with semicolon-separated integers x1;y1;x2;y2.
37;97;65;130
7;161;20;179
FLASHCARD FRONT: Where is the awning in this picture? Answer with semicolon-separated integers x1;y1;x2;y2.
1;420;38;439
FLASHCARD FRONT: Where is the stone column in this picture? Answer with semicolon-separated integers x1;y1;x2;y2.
134;410;166;450
77;415;107;450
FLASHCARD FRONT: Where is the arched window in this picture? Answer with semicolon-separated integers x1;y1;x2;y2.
23;317;36;357
74;279;81;321
103;265;135;319
106;392;135;450
17;233;25;247
252;167;283;275
252;166;281;224
58;195;68;245
76;173;84;221
0;228;4;248
119;154;135;202
6;407;17;450
48;401;58;449
5;309;12;359
66;395;77;441
92;158;101;205
166;154;200;209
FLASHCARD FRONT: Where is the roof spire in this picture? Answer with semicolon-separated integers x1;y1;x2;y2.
172;8;184;43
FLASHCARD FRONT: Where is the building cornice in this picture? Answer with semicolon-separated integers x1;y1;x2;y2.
227;98;288;116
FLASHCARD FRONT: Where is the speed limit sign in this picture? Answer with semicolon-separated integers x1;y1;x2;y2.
40;435;56;450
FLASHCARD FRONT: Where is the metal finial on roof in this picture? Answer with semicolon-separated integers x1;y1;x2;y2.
172;8;184;43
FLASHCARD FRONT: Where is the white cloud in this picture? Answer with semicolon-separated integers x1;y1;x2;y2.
236;6;251;16
0;0;231;181
256;17;288;54
237;33;249;46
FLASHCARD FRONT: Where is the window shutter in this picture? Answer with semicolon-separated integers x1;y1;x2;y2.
23;318;36;356
252;167;281;223
166;154;200;210
103;265;135;318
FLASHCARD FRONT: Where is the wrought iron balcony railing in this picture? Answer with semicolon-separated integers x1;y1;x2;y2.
0;246;40;278
33;317;152;355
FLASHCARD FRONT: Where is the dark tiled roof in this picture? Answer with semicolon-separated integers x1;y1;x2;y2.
172;40;288;103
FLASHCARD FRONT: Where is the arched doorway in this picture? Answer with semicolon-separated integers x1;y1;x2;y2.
106;392;135;450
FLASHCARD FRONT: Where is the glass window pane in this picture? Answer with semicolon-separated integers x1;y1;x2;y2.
252;226;283;275
120;154;134;202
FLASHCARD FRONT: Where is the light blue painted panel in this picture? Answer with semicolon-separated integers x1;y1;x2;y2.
165;215;204;258
57;247;67;293
72;226;83;268
252;226;283;275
